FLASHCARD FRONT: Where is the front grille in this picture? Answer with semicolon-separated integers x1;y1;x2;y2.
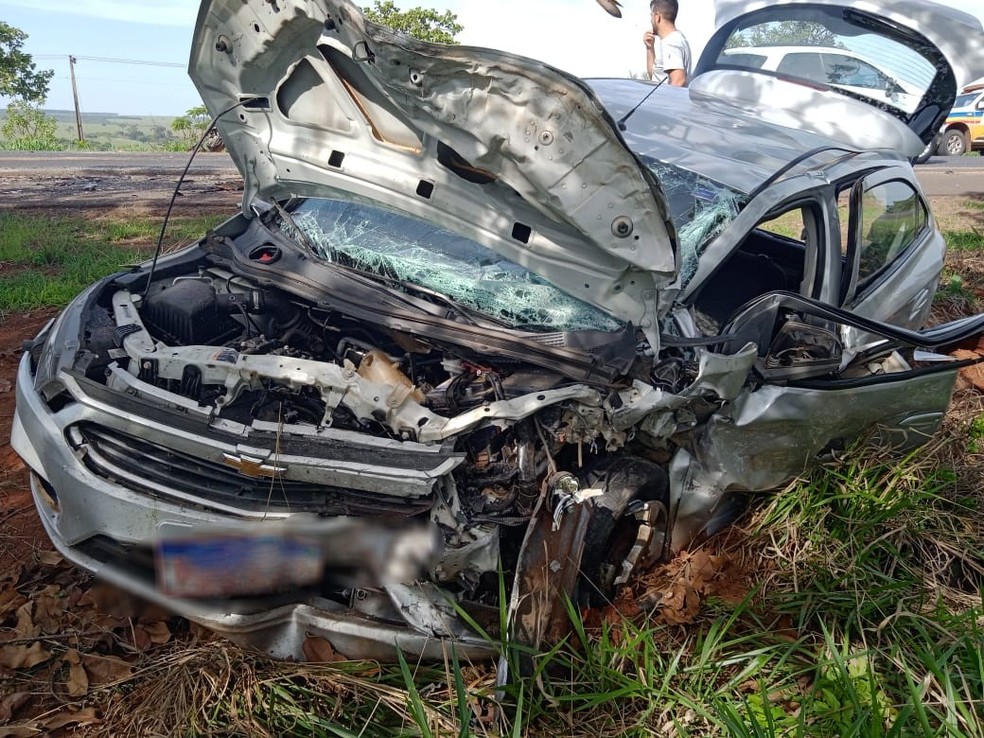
76;536;155;584
70;423;433;517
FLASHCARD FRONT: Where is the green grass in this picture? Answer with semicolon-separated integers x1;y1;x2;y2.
969;416;984;454
944;231;984;251
0;212;227;311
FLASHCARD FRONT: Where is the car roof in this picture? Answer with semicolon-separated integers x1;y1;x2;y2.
587;78;888;194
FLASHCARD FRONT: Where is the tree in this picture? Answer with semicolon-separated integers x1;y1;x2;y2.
727;21;841;50
170;104;211;147
362;1;463;44
0;98;59;150
0;21;54;103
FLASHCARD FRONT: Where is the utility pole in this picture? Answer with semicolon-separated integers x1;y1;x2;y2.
68;55;85;143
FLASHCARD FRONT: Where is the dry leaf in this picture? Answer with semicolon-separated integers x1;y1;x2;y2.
952;349;984;392
90;614;126;633
188;621;217;643
130;626;150;652
64;649;89;697
0;692;31;722
0;725;41;737
0;379;12;393
38;551;63;567
659;582;701;625
0;590;27;617
0;565;25;589
633;548;730;626
0;642;52;669
78;582;138;618
41;707;99;730
128;620;172;651
141;620;171;646
14;602;37;637
303;635;344;663
137;603;172;624
34;590;64;634
82;654;133;684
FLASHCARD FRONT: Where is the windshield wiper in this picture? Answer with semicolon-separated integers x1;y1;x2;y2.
382;276;511;329
270;200;320;256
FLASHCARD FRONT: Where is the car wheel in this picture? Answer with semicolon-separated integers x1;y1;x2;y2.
941;129;969;156
912;136;937;165
576;457;669;605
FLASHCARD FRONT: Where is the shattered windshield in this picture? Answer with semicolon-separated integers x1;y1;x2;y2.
643;159;747;287
282;198;624;332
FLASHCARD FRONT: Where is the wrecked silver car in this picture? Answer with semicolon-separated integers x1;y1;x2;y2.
12;0;984;660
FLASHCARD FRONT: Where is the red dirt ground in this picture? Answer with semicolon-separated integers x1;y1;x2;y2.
0;308;60;583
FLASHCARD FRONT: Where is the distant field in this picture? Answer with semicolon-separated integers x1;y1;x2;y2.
0;108;184;151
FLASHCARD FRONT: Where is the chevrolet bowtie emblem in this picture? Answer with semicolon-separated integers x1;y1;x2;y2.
222;453;287;478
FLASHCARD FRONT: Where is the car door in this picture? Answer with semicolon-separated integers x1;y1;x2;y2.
670;291;984;548
690;0;984;159
839;167;943;330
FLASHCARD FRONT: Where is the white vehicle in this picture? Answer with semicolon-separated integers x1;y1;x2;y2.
938;83;984;155
720;45;923;113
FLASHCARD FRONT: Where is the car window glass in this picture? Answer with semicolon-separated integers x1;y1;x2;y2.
856;180;927;288
822;54;886;89
756;209;805;241
837;187;851;256
776;52;824;82
642;158;747;288
283;198;623;332
723;52;766;69
953;92;979;109
714;7;937;115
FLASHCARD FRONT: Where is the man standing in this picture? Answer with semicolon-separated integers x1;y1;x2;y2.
643;0;692;86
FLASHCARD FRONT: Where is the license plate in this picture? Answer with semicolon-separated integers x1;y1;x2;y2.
155;531;323;598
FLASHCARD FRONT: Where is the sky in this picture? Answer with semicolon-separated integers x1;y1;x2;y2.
2;0;983;116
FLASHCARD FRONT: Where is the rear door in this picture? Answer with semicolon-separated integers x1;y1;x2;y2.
691;0;984;158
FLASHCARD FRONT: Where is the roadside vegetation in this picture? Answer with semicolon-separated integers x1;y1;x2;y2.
0;212;227;311
0;199;981;736
0;108;203;153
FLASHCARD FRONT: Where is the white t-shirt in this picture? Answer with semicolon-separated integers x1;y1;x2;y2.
659;30;692;85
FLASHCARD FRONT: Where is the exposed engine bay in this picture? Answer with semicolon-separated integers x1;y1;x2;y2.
60;215;701;643
48;207;973;652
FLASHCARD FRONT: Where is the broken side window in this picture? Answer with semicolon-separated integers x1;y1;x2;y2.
692;203;817;331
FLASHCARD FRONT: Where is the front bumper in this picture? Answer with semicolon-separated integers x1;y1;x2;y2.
11;352;494;661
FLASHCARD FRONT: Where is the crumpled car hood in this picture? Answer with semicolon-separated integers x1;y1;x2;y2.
189;0;678;325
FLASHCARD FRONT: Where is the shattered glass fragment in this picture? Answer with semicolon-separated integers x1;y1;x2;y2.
283;199;624;332
644;160;745;287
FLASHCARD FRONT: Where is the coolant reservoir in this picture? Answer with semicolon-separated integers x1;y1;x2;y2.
357;349;426;404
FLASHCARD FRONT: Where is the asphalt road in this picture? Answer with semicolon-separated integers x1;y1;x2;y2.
910;156;984;196
0;151;235;174
0;150;981;197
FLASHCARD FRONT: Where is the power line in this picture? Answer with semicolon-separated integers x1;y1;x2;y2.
53;75;193;87
33;54;185;68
